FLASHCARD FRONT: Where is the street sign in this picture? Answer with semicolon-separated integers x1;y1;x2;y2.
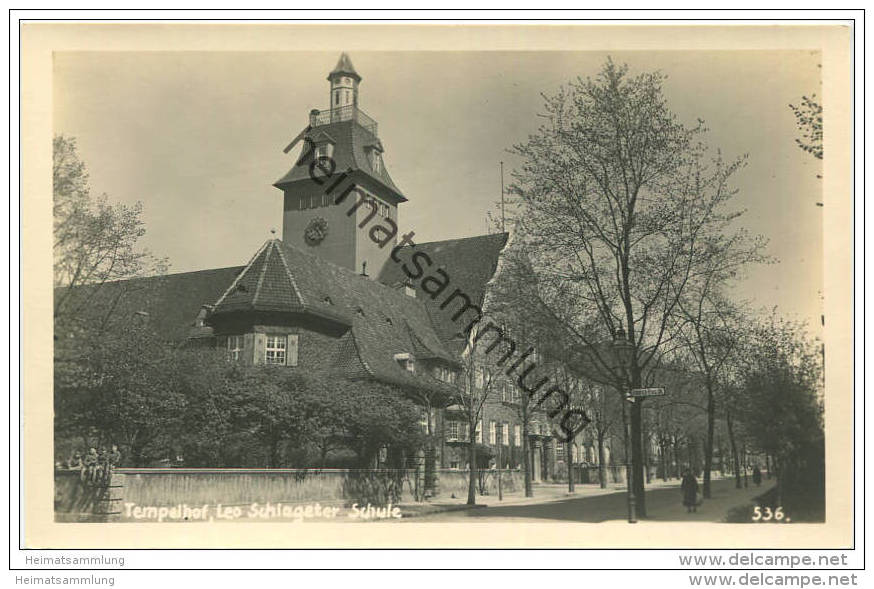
629;387;666;398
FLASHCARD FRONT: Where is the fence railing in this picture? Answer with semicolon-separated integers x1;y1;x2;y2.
309;105;378;135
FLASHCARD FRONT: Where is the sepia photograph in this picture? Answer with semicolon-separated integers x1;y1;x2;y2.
16;19;856;562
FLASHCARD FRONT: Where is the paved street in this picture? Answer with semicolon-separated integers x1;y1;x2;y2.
402;478;772;523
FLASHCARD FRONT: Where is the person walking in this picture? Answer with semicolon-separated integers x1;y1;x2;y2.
681;470;699;513
752;465;762;487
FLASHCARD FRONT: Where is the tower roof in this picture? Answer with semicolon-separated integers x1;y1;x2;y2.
328;52;361;81
273;120;406;202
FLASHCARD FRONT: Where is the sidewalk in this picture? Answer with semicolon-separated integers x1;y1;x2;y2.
399;474;731;518
643;479;775;523
396;475;769;522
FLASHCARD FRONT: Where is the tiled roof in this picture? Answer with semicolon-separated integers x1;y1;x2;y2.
54;266;245;342
273;120;406;202
210;239;459;394
57;236;473;398
377;232;510;342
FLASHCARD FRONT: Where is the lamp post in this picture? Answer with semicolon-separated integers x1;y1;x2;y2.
612;324;637;524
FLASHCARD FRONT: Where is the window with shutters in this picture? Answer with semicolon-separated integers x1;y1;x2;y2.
489;421;496;445
556;444;565;461
286;334;299;366
514;424;521;447
502;422;510;446
265;335;286;365
446;421;460;442
226;335;244;362
476;419;482;444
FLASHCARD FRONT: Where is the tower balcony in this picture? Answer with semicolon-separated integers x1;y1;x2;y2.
309;105;378;136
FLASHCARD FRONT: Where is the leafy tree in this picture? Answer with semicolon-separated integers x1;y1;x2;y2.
54;324;186;466
734;315;823;512
329;379;425;468
789;94;823;161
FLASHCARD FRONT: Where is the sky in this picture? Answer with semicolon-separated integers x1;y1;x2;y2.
53;50;823;330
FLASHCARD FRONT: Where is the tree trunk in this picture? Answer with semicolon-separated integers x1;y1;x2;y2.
703;381;716;499
567;439;575;493
597;435;607;489
726;412;741;489
522;407;533;497
467;422;477;505
631;400;646;517
659;438;668;482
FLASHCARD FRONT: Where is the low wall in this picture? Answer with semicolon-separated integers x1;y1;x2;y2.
436;469;524;497
56;468;556;522
118;468;420;507
55;468;423;522
54;470;124;522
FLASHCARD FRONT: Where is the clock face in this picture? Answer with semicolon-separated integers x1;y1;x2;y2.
304;217;328;246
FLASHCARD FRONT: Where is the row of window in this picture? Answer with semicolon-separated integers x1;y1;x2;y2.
446;420;523;447
292;187;392;218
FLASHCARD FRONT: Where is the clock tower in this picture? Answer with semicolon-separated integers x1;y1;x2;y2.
274;53;407;276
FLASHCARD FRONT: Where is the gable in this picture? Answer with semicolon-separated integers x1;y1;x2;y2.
377;232;509;342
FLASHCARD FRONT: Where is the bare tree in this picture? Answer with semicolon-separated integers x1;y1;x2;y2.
508;59;760;516
453;330;499;505
53;135;167;340
673;293;764;498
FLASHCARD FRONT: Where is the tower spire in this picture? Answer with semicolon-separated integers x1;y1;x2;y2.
327;52;361;110
328;52;360;81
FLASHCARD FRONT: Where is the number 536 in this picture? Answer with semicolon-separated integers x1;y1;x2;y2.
752;506;784;521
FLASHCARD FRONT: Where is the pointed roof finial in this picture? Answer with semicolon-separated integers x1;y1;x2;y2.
328;52;361;82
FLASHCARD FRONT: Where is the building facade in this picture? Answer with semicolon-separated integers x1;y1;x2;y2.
85;53;596;487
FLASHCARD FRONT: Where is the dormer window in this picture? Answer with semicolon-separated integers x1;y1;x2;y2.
372;151;382;173
394;352;415;373
315;143;334;161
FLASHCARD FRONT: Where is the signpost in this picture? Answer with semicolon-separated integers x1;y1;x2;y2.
629;387;666;398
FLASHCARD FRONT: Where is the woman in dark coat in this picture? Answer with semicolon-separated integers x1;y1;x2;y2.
752;466;762;486
681;470;699;513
